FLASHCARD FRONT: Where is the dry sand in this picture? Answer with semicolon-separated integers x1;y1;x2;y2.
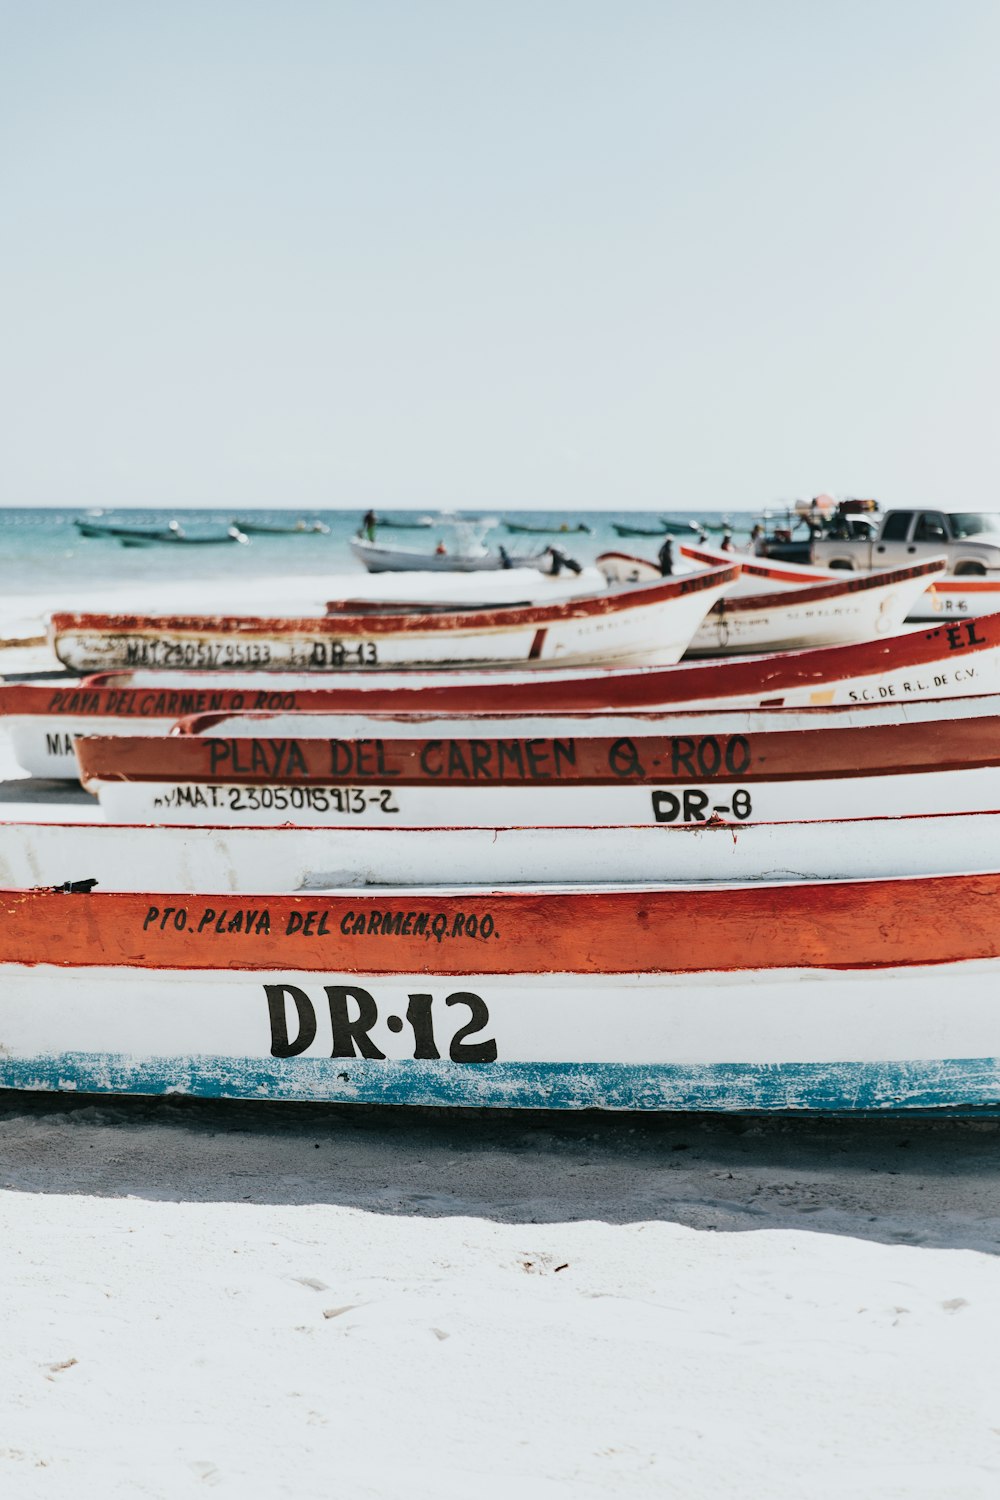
1;1099;999;1498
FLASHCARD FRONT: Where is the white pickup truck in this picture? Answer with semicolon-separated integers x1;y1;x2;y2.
812;508;1000;575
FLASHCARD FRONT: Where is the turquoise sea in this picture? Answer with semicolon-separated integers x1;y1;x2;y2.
0;506;759;595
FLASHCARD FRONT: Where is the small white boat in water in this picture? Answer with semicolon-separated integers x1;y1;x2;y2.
351;515;572;573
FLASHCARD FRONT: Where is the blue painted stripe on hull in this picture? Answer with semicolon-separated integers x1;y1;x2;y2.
0;1054;999;1111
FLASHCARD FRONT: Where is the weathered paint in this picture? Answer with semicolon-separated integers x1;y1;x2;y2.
39;614;1000;713
4;874;1000;972
74;766;1000;827
74;711;1000;784
73;712;1000;824
598;554;943;655
6;812;1000;890
47;565;737;673
0;962;997;1110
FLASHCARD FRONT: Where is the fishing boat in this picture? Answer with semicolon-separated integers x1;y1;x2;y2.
233;518;330;535
611;521;672;538
598;551;944;654
46;564;737;674
72;707;1000;826
75;519;249;546
6;611;1000;776
349;537;551;572
372;515;435;529
660;538;1000;624
1;873;1000;1110
502;520;593;535
4;681;1000;782
350;515;548;573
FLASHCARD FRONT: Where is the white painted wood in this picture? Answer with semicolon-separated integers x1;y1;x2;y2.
684;568;934;654
49;574;733;674
0;959;998;1067
84;765;1000;827
12;691;1000;780
5;814;1000;890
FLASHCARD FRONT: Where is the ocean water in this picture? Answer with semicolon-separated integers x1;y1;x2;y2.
0;506;758;596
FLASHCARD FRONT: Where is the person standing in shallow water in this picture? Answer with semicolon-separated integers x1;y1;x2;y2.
657;537;674;575
361;509;377;541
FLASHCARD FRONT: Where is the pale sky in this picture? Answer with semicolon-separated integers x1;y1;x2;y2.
1;1;998;510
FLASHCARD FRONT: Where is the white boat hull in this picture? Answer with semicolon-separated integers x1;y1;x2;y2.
83;766;1000;827
0;959;997;1111
48;569;735;673
599;549;943;654
17;691;1000;780
1;874;998;1110
5;814;1000;889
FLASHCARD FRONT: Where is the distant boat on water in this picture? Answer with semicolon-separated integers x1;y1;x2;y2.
74;518;249;546
350;515;561;573
503;519;593;535
233;518;330;535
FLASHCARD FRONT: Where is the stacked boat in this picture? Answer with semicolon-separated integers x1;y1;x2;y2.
3;544;1000;1114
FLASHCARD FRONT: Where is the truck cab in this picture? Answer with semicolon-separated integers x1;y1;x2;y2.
814;508;1000;574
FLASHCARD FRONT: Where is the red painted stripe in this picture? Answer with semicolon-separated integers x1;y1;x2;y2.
73;714;1000;785
709;559;943;616
678;543;825;584
48;565;738;640
2;875;1000;972
4;615;998;718
932;579;1000;594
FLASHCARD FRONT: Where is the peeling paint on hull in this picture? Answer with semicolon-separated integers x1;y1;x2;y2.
1;1053;996;1112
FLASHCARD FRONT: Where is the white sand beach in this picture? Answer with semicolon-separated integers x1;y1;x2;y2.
0;1100;998;1498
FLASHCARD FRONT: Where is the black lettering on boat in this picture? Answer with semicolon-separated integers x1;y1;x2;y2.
652;790;681;822
609;737;644;778
266;983;318;1058
446;992;497;1063
682;790;710;821
671;738;696;776
325;985;386;1059
468;740;493;779
696;737;721;777
496;740;526;779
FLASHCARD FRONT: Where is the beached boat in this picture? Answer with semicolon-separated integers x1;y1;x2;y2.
910;576;1000;621
73;707;1000;825
1;873;999;1110
599;551;945;654
664;538;1000;624
7;612;1000;776
46;565;737;674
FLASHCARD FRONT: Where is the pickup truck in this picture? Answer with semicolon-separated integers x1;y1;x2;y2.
811;508;1000;575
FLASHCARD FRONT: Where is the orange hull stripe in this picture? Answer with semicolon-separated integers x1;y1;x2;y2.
74;717;1000;785
2;877;1000;973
